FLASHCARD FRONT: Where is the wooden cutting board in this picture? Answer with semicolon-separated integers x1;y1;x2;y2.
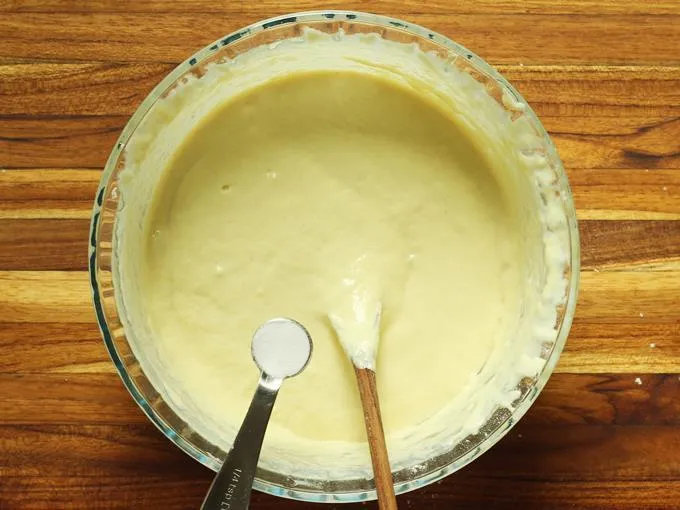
1;1;679;509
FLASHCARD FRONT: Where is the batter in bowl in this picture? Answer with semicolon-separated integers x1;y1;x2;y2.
115;30;569;479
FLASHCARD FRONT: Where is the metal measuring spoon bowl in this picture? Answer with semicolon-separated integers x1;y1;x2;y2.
201;318;313;510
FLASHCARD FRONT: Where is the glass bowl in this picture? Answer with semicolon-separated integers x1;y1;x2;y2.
89;10;580;503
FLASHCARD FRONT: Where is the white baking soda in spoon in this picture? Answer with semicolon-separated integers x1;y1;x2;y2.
252;317;313;378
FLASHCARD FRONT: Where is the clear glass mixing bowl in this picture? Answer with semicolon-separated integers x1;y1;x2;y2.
89;10;580;503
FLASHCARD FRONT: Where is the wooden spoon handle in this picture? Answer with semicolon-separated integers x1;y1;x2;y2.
354;366;398;510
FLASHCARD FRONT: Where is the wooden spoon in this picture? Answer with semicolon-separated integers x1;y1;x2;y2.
330;300;398;510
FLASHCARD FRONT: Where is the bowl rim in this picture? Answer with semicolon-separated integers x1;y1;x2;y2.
89;9;581;503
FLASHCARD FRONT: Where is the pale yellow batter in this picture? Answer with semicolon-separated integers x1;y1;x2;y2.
116;30;569;480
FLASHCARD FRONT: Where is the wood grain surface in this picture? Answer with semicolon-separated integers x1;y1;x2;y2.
0;1;679;509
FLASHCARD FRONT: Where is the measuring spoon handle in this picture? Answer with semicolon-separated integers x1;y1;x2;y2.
201;374;282;510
